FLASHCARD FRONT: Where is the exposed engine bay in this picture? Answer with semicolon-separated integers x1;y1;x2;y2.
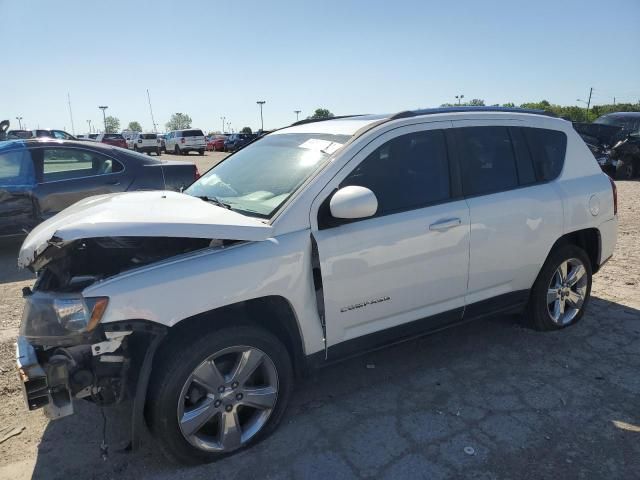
31;236;232;292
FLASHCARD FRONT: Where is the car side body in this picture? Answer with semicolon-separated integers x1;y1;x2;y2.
0;139;197;236
15;108;617;462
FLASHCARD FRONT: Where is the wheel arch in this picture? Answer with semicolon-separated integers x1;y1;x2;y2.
157;295;307;377
547;227;602;273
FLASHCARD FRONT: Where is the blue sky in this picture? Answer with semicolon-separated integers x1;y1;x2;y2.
2;0;639;134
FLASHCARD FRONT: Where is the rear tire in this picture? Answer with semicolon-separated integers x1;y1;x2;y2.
616;157;636;180
147;326;293;465
174;145;180;156
199;149;205;156
526;244;592;331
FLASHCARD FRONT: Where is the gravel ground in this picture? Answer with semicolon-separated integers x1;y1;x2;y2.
0;180;638;479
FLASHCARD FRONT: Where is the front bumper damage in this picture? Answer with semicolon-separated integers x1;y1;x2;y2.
15;321;167;449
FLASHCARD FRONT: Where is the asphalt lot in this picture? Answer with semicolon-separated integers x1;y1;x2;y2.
0;177;638;479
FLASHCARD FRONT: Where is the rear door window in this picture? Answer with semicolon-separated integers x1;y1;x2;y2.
457;126;518;196
183;130;204;137
523;128;567;181
42;148;123;182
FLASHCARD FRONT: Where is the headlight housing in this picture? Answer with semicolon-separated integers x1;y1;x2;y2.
20;292;108;345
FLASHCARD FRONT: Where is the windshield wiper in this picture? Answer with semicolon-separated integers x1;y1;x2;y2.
198;195;231;210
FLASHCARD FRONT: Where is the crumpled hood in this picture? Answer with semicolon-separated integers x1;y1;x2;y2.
18;190;273;268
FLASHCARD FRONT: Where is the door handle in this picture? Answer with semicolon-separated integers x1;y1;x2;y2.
106;180;120;186
429;217;462;231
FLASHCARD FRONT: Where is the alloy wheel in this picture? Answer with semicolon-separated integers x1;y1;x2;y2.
177;346;278;452
546;258;588;325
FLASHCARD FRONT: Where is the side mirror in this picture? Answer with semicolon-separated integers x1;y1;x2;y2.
330;186;378;219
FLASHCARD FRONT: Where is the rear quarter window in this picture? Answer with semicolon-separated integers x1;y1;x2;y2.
183;130;204;137
523;128;567;182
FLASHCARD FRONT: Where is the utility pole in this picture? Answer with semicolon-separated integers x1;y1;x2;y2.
67;93;76;135
256;100;266;131
87;119;92;133
220;116;226;133
98;106;108;132
147;89;158;132
613;97;616;106
15;116;23;129
294;110;301;122
586;87;593;118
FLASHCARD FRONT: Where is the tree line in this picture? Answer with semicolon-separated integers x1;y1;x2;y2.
440;99;640;122
99;100;640;135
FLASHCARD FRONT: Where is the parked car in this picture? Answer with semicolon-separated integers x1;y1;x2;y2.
15;107;617;464
590;112;640;179
165;129;206;155
6;129;33;139
206;135;226;151
0;139;198;237
95;133;127;149
27;129;77;140
129;132;162;155
224;133;255;152
88;134;98;141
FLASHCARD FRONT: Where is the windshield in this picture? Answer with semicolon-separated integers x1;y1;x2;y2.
594;115;640;133
185;133;349;217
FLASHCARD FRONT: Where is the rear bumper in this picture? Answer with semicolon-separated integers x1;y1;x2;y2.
135;145;160;153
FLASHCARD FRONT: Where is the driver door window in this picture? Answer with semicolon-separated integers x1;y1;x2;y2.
341;129;451;216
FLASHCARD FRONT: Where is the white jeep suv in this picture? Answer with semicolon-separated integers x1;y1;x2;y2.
165;129;206;155
16;108;617;464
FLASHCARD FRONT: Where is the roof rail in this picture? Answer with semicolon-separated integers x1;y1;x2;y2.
290;114;365;127
391;106;558;119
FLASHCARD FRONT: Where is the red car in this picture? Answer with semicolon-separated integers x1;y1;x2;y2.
96;133;127;149
206;135;226;151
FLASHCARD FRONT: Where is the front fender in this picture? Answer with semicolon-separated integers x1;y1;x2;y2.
83;230;324;356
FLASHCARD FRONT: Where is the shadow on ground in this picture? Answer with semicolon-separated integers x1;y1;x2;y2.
28;297;640;480
0;238;33;285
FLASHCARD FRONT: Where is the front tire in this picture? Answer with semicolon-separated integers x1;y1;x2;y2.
174;145;180;156
526;244;592;331
199;149;205;156
147;326;293;465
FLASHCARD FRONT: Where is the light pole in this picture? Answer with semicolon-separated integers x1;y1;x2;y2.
15;116;23;129
455;95;464;105
98;106;108;132
87;119;92;133
220;116;226;133
294;110;301;122
256;100;265;131
226;121;231;133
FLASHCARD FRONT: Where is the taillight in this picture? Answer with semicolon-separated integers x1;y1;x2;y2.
181;138;185;144
609;176;617;215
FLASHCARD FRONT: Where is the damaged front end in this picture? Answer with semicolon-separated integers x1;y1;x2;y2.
14;190;272;443
16;236;219;422
573;121;628;176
